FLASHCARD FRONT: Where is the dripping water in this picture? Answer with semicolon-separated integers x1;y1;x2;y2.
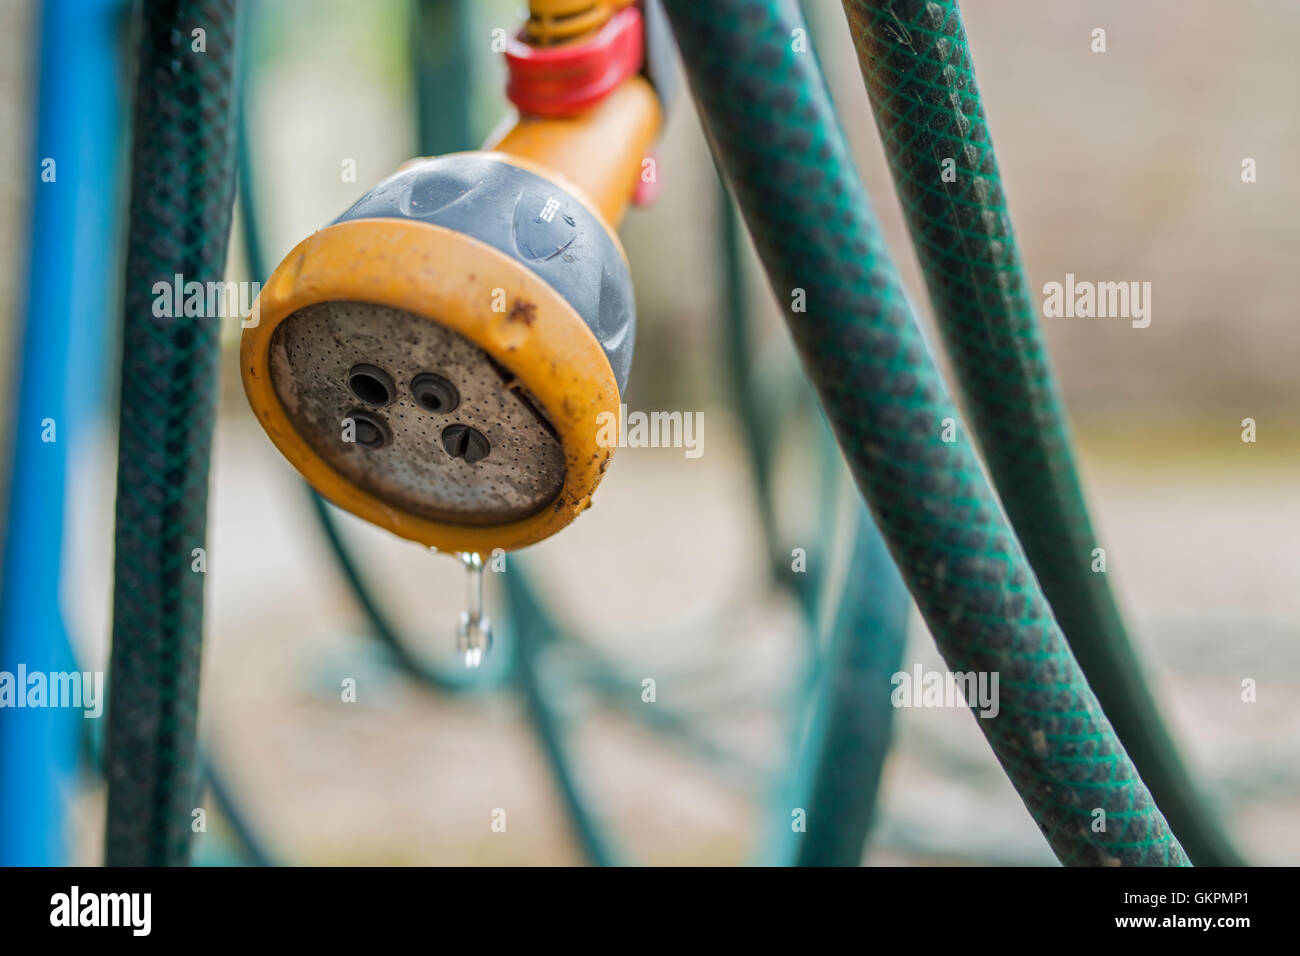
455;551;492;668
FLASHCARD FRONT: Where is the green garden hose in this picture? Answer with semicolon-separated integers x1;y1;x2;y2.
787;495;911;866
661;0;1188;865
837;0;1239;867
502;569;621;867
720;185;909;865
104;0;239;866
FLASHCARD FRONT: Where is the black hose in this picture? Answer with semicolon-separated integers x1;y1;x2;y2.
104;0;240;866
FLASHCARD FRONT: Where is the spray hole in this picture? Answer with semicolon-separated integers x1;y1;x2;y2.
348;363;394;406
345;408;391;449
411;373;460;414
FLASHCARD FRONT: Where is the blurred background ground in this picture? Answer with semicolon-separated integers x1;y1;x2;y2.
2;0;1298;864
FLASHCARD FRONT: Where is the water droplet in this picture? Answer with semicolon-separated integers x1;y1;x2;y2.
455;551;492;668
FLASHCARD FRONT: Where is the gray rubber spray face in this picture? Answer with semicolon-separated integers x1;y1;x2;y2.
338;153;635;392
270;300;565;525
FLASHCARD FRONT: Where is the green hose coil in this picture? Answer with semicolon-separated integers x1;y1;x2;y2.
837;0;1238;866
720;186;909;865
661;0;1188;865
104;0;239;866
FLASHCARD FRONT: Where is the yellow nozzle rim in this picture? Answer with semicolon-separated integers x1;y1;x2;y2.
241;217;620;554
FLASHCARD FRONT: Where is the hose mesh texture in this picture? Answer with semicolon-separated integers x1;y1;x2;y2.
104;0;239;866
660;0;1188;865
838;0;1237;866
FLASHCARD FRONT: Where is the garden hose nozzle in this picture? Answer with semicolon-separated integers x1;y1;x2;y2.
241;2;663;556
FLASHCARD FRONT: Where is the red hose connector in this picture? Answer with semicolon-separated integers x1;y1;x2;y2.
504;6;644;117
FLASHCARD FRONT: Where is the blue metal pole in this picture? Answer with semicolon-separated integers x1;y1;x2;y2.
0;0;127;865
